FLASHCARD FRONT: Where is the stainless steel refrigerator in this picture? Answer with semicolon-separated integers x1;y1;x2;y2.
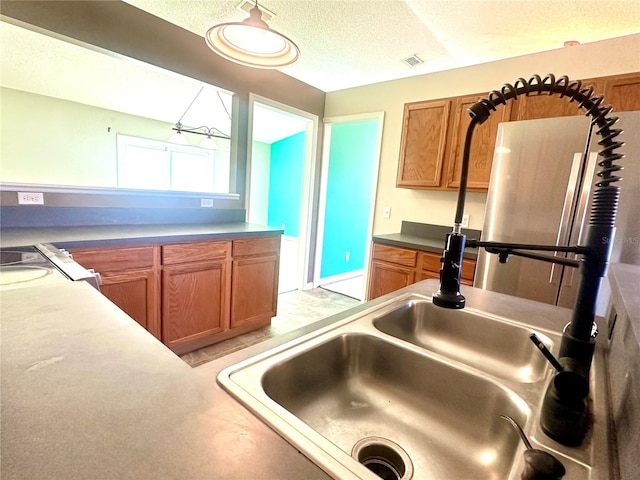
475;110;639;314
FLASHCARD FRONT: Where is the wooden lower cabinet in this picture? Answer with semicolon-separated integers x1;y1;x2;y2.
100;269;159;335
231;255;278;329
70;245;160;339
72;234;281;355
162;260;228;352
231;236;280;330
368;260;416;300
367;242;476;300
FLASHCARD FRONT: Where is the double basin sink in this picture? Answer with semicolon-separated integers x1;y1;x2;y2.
218;293;607;479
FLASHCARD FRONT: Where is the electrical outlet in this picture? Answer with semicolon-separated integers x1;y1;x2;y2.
200;198;214;208
345;251;350;261
383;206;391;219
18;192;44;205
461;214;470;228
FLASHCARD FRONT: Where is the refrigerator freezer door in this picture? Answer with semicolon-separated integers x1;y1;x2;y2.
557;152;598;309
558;110;640;313
475;115;592;305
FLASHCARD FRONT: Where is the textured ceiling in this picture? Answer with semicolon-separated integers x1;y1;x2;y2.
0;21;304;144
124;0;640;92
1;1;638;144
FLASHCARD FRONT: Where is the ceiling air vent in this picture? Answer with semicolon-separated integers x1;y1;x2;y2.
403;55;424;67
236;0;275;22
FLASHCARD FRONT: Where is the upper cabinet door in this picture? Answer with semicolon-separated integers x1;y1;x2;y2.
605;73;640;112
446;96;512;190
397;99;451;188
510;92;581;121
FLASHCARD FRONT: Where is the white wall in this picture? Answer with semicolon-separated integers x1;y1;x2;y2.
248;141;271;225
1;86;233;193
324;34;640;234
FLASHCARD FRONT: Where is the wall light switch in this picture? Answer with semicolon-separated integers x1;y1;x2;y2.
383;206;391;219
18;192;44;205
461;214;470;228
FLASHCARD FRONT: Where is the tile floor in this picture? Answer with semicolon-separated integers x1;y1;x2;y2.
180;288;361;367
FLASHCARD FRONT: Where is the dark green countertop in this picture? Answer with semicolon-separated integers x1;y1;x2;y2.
372;232;479;260
0;222;283;249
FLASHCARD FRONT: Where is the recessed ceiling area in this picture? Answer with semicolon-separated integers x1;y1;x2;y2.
124;0;640;92
252;103;307;144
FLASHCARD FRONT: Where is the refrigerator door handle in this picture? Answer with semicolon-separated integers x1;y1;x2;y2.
550;153;583;284
563;152;599;287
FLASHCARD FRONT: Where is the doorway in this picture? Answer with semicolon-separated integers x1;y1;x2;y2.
314;113;384;300
247;94;319;294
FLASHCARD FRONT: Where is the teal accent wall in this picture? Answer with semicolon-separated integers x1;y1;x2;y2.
267;131;305;237
320;119;379;279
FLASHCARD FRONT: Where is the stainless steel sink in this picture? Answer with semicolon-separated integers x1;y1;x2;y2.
263;333;529;479
373;299;551;383
218;292;606;479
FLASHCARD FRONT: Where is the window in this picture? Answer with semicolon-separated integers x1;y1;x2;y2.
116;135;230;193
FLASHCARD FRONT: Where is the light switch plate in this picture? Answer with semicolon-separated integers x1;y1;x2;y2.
383;206;391;219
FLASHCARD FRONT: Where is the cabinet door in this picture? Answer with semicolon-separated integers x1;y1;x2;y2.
397;100;451;188
231;254;279;329
446;96;512;190
100;269;160;338
605;73;640;112
367;260;415;300
71;245;160;338
510;93;580;121
162;260;228;351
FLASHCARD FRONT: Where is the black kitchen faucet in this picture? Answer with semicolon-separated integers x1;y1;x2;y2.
433;74;624;446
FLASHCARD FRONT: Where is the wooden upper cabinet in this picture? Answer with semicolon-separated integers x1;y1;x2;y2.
446;96;512;190
394;72;637;193
397;99;450;188
604;73;640;112
510;92;580;121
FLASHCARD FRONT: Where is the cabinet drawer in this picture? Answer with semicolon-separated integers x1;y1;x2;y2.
162;241;229;265
461;259;476;282
233;236;281;257
420;251;476;282
420;251;442;272
372;243;418;268
72;246;155;272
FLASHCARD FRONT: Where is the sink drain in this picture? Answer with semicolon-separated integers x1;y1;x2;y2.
352;437;414;480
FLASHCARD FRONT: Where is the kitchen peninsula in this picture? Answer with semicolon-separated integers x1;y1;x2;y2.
1;222;283;355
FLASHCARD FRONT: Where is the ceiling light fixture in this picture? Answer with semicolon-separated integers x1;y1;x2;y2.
169;87;231;150
204;1;300;69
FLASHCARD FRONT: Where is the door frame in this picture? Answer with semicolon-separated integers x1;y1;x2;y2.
313;111;385;297
246;93;320;292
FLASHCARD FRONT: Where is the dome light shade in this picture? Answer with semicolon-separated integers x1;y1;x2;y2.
169;129;189;145
199;135;219;150
205;4;299;68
